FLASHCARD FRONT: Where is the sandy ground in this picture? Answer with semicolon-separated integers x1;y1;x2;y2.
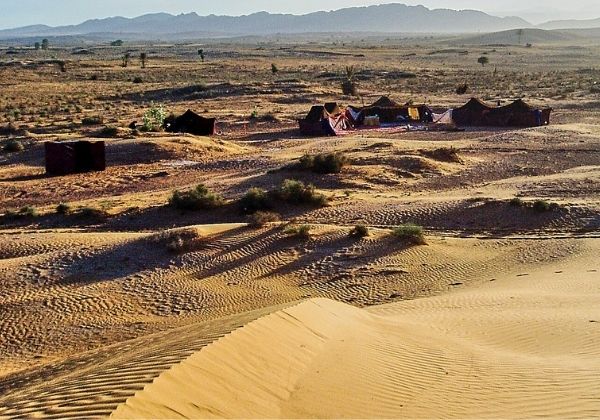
1;238;597;419
1;41;599;418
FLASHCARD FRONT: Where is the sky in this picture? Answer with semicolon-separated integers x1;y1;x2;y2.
2;0;600;30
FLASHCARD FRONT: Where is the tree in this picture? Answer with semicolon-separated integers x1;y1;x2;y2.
477;56;489;67
198;49;204;62
122;53;130;68
34;42;40;50
341;65;358;96
271;63;279;74
140;52;147;69
41;39;49;50
110;39;124;47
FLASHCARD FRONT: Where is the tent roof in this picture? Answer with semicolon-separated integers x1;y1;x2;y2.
456;98;494;112
369;96;402;108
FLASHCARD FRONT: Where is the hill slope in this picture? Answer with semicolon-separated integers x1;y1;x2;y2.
456;28;578;45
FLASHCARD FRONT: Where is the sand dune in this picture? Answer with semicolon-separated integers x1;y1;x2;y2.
111;240;600;419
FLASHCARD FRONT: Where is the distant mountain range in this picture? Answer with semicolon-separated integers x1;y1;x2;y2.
0;4;530;40
0;3;598;41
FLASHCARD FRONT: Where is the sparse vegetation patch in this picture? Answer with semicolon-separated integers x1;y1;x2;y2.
170;184;225;211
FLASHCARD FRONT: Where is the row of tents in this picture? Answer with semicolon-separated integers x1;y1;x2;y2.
298;96;552;136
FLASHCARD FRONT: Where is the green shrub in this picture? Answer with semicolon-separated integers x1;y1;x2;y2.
239;188;271;214
391;224;426;245
509;197;525;207
132;77;143;84
533;200;552;213
169;184;224;211
3;139;24;153
350;224;369;238
284;224;311;240
141;104;166;132
298;152;348;174
248;211;281;228
277;179;327;206
56;203;70;214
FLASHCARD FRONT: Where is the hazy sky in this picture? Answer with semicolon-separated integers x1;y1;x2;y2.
2;0;599;29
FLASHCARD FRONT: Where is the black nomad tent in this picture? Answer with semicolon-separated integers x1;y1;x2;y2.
298;102;351;136
452;98;552;127
164;110;216;136
45;140;106;176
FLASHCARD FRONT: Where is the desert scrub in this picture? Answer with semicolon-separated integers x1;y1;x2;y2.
532;200;554;213
56;203;71;214
277;179;327;206
3;139;24;153
284;224;311;240
247;211;281;228
150;228;203;254
141;104;167;132
509;197;525;207
298;152;348;174
169;184;224;211
239;188;272;214
349;224;370;238
391;224;426;245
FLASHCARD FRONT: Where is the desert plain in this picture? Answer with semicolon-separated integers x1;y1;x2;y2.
0;33;599;418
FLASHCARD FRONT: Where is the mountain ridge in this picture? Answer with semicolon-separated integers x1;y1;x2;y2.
0;4;532;39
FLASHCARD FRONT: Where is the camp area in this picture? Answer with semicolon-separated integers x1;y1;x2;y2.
45;140;106;175
298;96;436;136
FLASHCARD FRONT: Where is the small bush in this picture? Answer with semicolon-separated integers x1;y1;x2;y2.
284;224;311;240
239;188;271;214
132;77;143;84
169;184;224;211
150;228;203;254
533;200;552;213
509;197;525;207
277;179;327;206
248;211;280;228
82;116;103;126
298;152;348;174
97;126;119;138
20;206;38;217
456;83;469;94
56;203;70;214
3;139;24;153
391;224;426;245
141;104;166;132
350;224;370;238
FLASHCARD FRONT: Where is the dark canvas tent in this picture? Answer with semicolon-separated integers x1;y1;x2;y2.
45;141;106;176
453;98;552;127
353;96;433;124
299;102;350;136
164;110;216;136
485;99;552;127
452;98;493;126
